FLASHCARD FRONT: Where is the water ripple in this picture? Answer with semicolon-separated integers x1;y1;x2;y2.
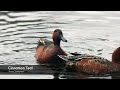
0;11;120;79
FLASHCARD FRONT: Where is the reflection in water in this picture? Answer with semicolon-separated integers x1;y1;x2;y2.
0;11;120;79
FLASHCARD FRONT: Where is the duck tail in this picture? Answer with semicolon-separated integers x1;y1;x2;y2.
57;55;68;61
36;39;45;49
57;54;82;61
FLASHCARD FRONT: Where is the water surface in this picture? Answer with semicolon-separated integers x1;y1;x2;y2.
0;11;120;79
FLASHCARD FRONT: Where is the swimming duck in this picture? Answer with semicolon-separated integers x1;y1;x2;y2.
58;47;120;75
35;29;67;64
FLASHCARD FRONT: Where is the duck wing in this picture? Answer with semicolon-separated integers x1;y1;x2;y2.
36;38;54;49
58;53;111;65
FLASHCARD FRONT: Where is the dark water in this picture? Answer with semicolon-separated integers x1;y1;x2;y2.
0;11;120;79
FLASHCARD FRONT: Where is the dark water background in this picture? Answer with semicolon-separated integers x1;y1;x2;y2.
0;11;120;79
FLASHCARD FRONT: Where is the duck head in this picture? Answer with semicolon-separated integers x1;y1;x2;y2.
52;29;67;46
112;47;120;64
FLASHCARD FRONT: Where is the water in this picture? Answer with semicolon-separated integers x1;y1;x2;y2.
0;11;120;79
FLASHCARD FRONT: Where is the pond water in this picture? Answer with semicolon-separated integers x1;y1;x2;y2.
0;11;120;79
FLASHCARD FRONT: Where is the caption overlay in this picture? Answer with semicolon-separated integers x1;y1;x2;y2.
0;65;56;74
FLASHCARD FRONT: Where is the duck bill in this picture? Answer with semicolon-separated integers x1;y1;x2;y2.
61;35;67;42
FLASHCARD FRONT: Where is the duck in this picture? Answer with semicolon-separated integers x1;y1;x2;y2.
35;29;67;64
58;47;120;75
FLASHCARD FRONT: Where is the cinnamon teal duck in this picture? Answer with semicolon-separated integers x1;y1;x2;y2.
58;47;120;75
35;29;67;64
